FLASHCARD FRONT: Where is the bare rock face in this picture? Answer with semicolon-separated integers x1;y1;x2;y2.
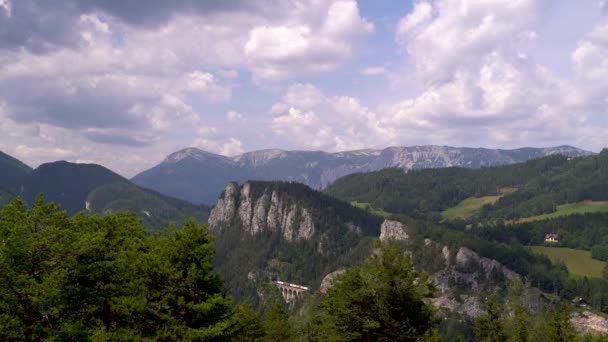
456;247;517;280
320;269;346;293
208;183;238;228
432;294;484;318
571;311;608;335
380;220;409;241
209;182;316;241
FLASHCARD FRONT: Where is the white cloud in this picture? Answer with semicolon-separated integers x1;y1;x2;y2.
226;110;245;123
397;0;547;84
283;83;326;108
383;0;608;150
397;1;432;36
0;0;12;17
14;145;76;160
244;0;373;81
193;126;244;156
360;66;387;76
269;84;395;151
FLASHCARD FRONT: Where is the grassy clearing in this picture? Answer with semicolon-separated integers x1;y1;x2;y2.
514;201;608;223
441;195;501;220
350;201;391;218
530;246;606;278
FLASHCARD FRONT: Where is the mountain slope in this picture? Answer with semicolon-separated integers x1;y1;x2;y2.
86;182;208;230
132;145;592;205
0;150;32;194
0;155;209;230
23;161;128;215
326;149;608;221
208;181;383;304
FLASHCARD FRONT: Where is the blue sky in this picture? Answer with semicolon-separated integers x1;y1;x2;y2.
0;0;606;176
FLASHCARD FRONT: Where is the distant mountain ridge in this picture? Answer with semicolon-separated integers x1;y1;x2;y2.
132;145;593;205
0;152;208;230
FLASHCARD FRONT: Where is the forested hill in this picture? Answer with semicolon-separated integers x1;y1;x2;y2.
0;153;209;230
326;149;608;221
0;150;32;194
24;161;128;214
208;181;383;304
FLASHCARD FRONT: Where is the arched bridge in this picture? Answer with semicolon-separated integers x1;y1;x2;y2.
272;280;309;303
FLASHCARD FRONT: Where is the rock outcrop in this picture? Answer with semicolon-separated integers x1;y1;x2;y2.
379;220;409;241
209;182;316;241
455;247;518;281
571;311;608;335
320;269;346;293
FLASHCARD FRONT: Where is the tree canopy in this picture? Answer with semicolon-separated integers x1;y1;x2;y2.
0;195;232;340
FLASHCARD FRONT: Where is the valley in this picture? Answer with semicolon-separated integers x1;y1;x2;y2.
1;147;607;340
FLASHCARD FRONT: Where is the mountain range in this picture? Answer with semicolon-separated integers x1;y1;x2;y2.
0;153;208;230
132;145;593;205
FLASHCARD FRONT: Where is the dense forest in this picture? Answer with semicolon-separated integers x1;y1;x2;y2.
326;150;608;221
2;197;606;341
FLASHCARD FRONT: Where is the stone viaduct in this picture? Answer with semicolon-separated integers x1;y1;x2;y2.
272;280;309;303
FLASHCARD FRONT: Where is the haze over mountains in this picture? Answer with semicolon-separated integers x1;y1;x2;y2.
132;145;593;205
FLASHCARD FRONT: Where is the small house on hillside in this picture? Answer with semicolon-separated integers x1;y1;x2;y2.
572;297;589;308
544;234;559;243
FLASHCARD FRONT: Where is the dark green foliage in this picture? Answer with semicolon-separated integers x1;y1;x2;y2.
326;152;608;221
261;302;291;342
591;245;608;262
0;196;231;340
475;295;506;342
229;304;265;341
0;189;14;207
474;280;587;342
314;243;437;341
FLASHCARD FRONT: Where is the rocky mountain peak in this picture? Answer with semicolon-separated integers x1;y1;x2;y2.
162;148;231;164
231;149;289;167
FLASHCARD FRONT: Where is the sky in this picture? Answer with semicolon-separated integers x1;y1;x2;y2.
0;0;607;177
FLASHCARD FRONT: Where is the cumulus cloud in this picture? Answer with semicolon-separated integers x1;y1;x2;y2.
269;84;394;151
383;0;608;150
360;66;388;76
244;0;373;81
226;111;245;123
193;126;244;156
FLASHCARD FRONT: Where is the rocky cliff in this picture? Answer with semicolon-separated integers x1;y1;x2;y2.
209;182;314;242
208;181;383;304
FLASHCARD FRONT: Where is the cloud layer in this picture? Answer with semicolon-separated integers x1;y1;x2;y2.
0;0;606;176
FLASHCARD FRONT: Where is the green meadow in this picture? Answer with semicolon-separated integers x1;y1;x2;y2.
530;246;607;278
440;195;501;220
515;201;608;223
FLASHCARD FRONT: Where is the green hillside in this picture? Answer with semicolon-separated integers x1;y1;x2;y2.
441;195;501;220
326;150;608;221
513;201;608;223
86;182;208;230
530;246;606;278
23;161;128;214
